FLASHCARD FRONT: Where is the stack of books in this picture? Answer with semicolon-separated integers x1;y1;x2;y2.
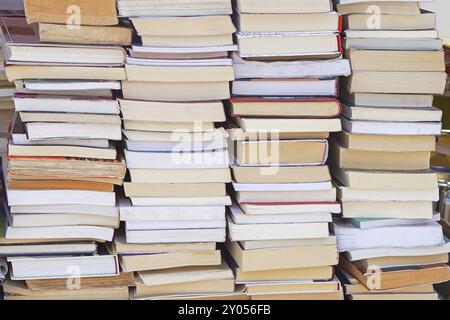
116;0;237;300
226;0;350;300
0;2;130;299
0;46;14;160
333;0;450;300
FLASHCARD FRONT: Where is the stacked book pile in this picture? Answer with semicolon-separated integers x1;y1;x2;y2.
0;1;131;299
115;0;238;300
0;46;14;159
226;0;350;300
332;0;450;300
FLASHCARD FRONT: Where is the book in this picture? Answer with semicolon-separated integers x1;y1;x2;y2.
26;272;135;291
120;250;222;272
341;117;442;135
227;216;330;241
229;97;343;118
335;131;436;152
124;182;226;198
131;16;235;36
231;165;331;184
125;229;226;244
336;1;421;15
341;201;434;219
137;261;233;287
332;168;438;189
116;0;233;17
236;32;341;59
339;255;450;291
341;106;442;122
233;139;329;166
235;0;332;13
5;225;114;242
3;281;129;300
334;221;444;253
346;49;445;72
342;92;434;108
235;12;341;33
232;54;351;79
8;254;119;280
346;71;447;95
330;141;431;171
233;78;339;97
119;99;226;122
6;65;126;82
24;0;119;25
128;168;231;184
124;64;235;82
121;81;230;102
343;12;436;30
234;117;342;133
38;23;132;46
226;241;338;272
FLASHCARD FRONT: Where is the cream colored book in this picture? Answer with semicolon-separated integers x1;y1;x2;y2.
119;99;225;122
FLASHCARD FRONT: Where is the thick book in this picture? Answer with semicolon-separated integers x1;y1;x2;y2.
341;117;442;135
343;12;436;30
8;254;119;280
233;139;329;166
346;49;445;72
116;0;232;17
236;0;332;13
342;105;442;122
236;32;342;59
232;54;351;79
234;117;342;133
334;221;444;253
119;99;226;123
235;12;341;33
230;97;343;118
233;78;339;97
330;141;431;171
24;0;119;25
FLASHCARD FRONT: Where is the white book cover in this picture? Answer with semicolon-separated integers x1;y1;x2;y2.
7;190;116;207
334;220;444;253
125;219;226;231
124;149;229;169
119;198;225;221
232;181;332;192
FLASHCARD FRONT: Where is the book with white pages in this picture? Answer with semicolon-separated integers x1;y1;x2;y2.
229;204;332;224
342;105;443;122
13;94;120;114
131;45;238;53
345;29;438;39
126;57;233;66
10;213;120;228
19;112;122;125
343;38;443;51
8;255;119;280
233;78;338;97
125;228;226;244
123;128;228;142
22;80;122;91
334;220;444;253
26;122;122;141
6;190;116;207
232;181;332;192
227;216;330;241
126;219;226;231
241;236;337;250
348;213;440;230
124;149;229;169
125;138;227;152
10;204;119;215
130;196;232;207
0;242;97;257
119;198;225;221
337;185;439;202
345;238;450;261
239;202;342;215
341;117;442;135
232;53;351;79
5;225;114;242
